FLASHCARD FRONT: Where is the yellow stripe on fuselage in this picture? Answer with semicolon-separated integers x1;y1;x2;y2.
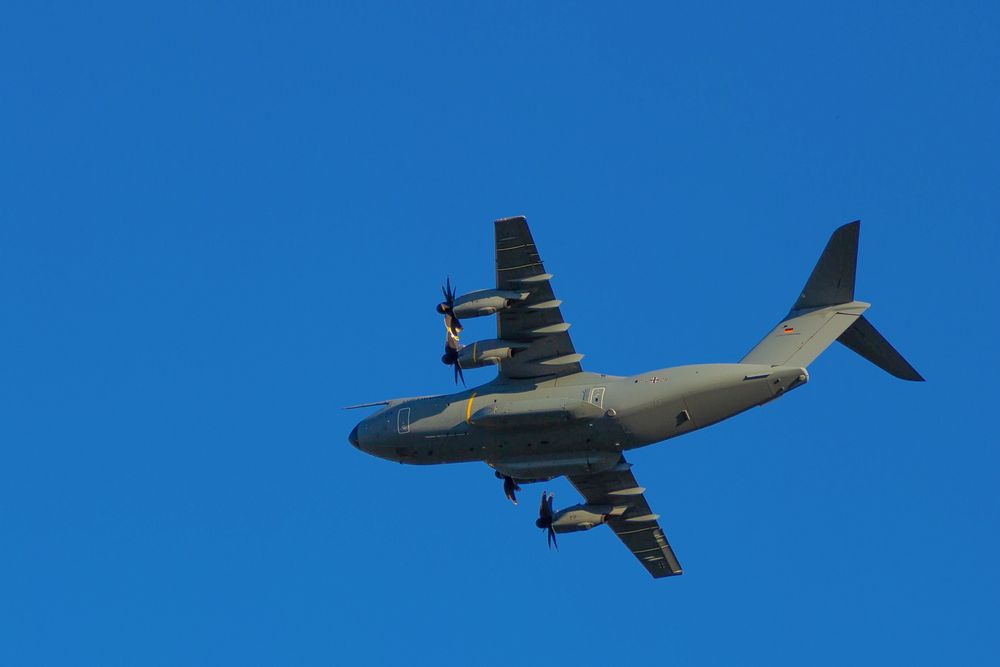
465;392;477;424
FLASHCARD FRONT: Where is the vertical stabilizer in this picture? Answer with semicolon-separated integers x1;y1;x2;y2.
741;221;923;381
793;220;859;311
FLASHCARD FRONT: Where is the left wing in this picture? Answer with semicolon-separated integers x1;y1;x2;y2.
494;216;583;381
568;456;683;579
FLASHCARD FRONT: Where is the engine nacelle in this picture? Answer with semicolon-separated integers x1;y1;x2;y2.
456;339;527;369
550;505;614;533
451;289;528;318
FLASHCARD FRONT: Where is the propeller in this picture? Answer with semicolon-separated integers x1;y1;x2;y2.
535;492;558;550
436;277;463;336
437;277;466;386
441;336;465;386
496;472;521;505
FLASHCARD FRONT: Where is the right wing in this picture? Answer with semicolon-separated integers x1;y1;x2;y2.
494;216;583;381
568;456;683;579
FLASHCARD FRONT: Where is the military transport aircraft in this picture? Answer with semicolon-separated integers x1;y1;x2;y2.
347;216;922;578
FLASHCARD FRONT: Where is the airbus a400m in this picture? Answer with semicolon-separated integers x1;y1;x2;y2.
347;216;922;578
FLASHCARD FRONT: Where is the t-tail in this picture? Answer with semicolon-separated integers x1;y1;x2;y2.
741;221;924;381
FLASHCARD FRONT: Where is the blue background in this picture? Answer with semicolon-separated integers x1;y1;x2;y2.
3;2;998;665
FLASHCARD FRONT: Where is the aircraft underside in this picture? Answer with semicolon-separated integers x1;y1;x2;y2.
347;216;922;578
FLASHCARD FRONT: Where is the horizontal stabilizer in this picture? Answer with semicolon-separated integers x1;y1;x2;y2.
741;301;869;368
837;315;924;381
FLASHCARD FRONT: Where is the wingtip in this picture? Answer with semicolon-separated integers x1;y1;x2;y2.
494;215;527;225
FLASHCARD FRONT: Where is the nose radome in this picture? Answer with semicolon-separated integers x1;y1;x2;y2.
348;424;360;448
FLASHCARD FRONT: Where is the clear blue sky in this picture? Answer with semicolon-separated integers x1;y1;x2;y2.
2;2;998;665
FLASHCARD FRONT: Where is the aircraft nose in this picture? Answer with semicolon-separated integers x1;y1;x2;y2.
348;424;360;448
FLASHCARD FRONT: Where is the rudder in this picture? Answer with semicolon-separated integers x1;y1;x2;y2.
793;220;859;310
741;221;923;381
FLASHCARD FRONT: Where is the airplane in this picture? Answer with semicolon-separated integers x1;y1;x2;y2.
346;216;923;578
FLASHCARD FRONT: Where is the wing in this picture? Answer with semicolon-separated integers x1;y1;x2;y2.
494;216;582;380
568;456;683;579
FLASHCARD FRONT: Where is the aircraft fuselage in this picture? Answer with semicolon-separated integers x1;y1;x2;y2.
349;363;808;480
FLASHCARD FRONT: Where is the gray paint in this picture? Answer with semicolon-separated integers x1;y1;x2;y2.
353;363;807;471
347;217;922;579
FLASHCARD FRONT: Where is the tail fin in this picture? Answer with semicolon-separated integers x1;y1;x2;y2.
793;221;859;310
741;221;923;381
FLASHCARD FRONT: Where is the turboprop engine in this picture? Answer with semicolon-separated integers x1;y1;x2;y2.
436;279;530;385
455;339;528;369
536;492;616;549
550;505;613;532
447;289;528;319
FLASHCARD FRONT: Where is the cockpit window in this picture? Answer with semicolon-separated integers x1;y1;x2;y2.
396;407;410;434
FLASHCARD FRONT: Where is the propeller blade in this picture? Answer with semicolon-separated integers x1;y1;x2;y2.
442;277;457;306
536;492;559;550
438;277;463;335
503;476;520;505
439;277;465;383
